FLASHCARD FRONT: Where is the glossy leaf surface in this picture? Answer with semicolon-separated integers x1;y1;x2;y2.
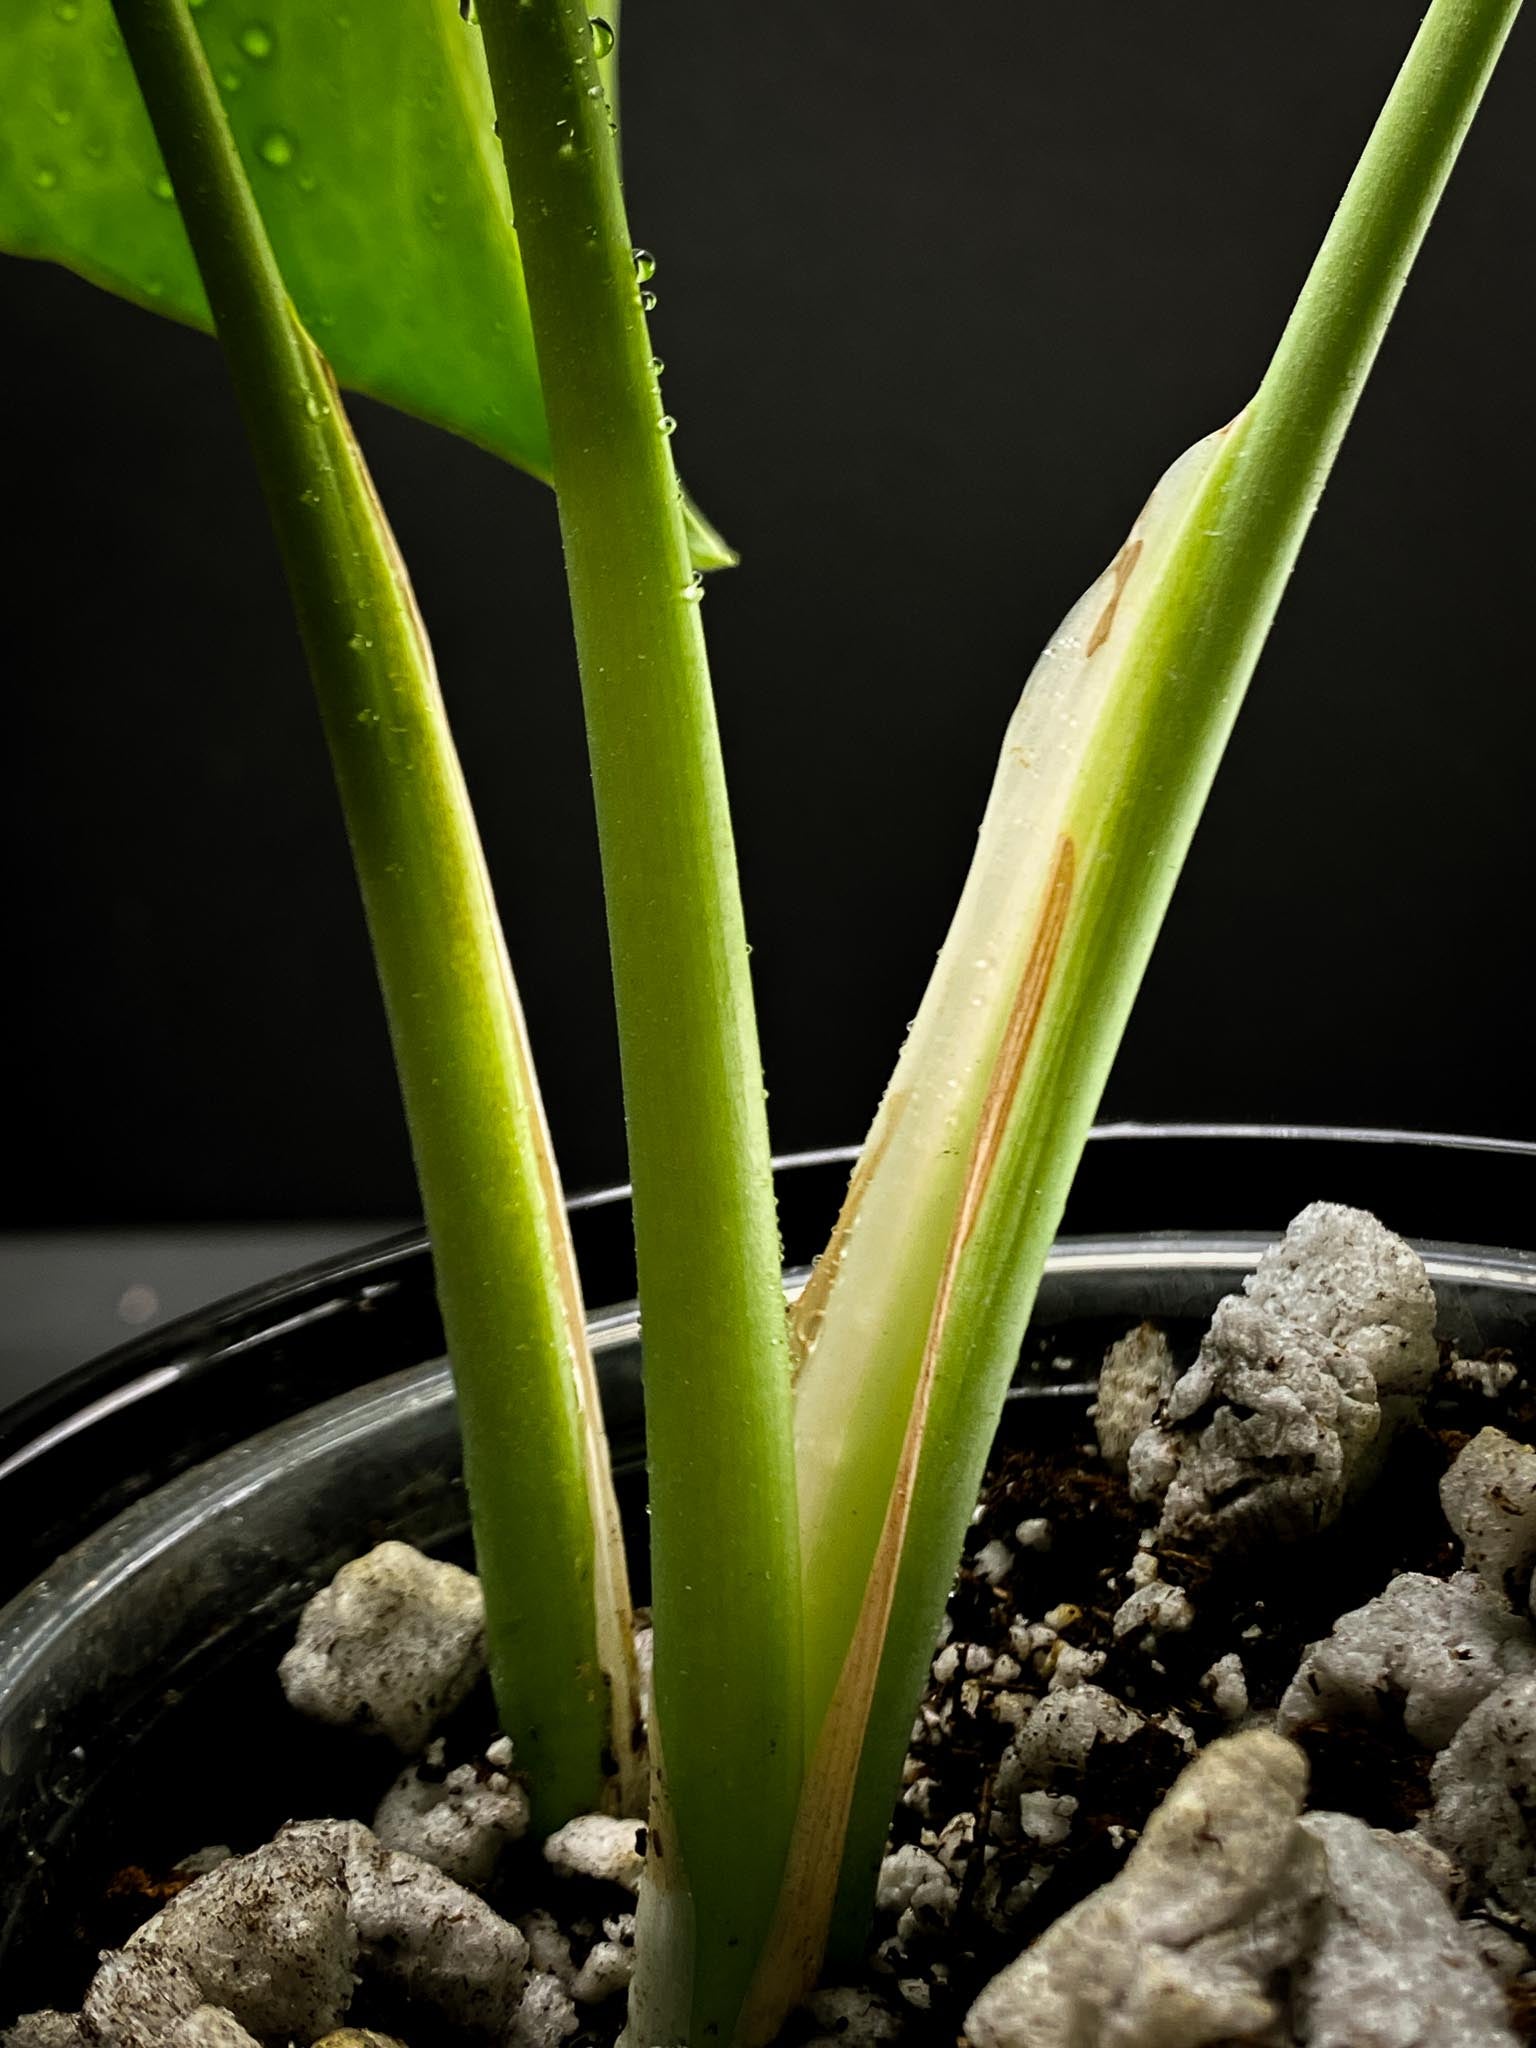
2;0;548;474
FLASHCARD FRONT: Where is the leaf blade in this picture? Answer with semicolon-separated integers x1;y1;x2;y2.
3;0;548;473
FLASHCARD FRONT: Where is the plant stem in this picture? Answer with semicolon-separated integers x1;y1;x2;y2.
475;4;803;2038
108;0;641;1830
806;0;1524;1963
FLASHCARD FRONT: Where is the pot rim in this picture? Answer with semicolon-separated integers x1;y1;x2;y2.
3;1121;1534;1610
6;1220;1536;1670
6;1121;1533;1486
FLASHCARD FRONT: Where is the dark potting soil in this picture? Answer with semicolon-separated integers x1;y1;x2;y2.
14;1332;1536;2045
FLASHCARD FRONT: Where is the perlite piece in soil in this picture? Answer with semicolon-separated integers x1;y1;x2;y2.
0;2018;82;2048
964;1731;1322;2048
1129;1203;1438;1552
1276;1570;1536;1751
1422;1671;1536;1938
313;2035;410;2048
508;1971;580;2048
570;1940;636;2005
170;2013;263;2048
119;1826;358;2039
542;1812;646;1892
64;1820;530;2044
1294;1811;1518;2048
373;1748;531;1886
279;1540;486;1753
1440;1427;1536;1604
1110;1579;1194;1643
989;1683;1146;1819
1094;1323;1177;1472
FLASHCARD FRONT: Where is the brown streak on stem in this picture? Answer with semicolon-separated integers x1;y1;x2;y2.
1084;536;1144;658
950;832;1076;1258
788;1091;907;1377
739;836;1076;2045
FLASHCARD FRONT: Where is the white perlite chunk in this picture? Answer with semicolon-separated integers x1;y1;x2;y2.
341;1823;527;2032
1111;1581;1194;1642
1276;1571;1536;1750
92;1820;526;2042
1202;1653;1249;1724
509;1972;580;2048
570;1941;634;2004
82;1945;204;2044
1017;1792;1078;1850
279;1540;486;1752
312;2034;410;2048
542;1813;646;1893
517;1908;576;1987
1095;1323;1177;1471
1450;1355;1519;1401
170;2014;262;2048
1422;1673;1536;1936
122;1831;358;2042
373;1751;530;1885
1295;1810;1517;2047
1441;1429;1536;1600
991;1685;1144;1823
1129;1204;1438;1552
1;2019;85;2048
965;1731;1323;2048
876;1844;956;1925
1046;1643;1107;1692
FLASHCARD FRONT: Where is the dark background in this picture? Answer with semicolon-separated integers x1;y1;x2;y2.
5;0;1534;1232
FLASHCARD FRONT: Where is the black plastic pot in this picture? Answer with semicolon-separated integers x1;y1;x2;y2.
2;1127;1534;2014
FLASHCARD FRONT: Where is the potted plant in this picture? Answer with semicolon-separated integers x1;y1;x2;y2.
1;1;1530;2043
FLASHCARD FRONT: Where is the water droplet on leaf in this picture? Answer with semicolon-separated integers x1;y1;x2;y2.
657;414;676;436
681;573;704;603
51;2;80;23
650;355;665;376
640;289;657;312
32;163;60;191
218;66;241;89
632;248;656;282
150;172;174;201
238;21;274;57
258;127;295;167
589;15;614;56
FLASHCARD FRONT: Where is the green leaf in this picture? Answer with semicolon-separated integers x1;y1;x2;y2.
3;0;553;477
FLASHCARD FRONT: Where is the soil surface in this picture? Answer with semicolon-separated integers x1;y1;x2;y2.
18;1326;1536;2047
